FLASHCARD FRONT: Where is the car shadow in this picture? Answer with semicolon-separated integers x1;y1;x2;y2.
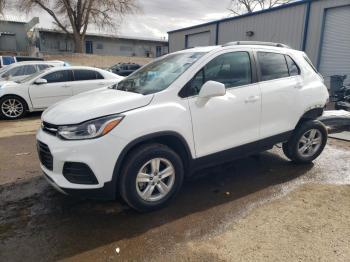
0;150;314;261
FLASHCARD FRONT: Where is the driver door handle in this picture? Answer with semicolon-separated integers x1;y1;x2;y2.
62;84;71;88
245;95;260;103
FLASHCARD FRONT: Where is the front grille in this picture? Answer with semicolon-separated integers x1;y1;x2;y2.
42;121;58;136
63;162;98;185
37;141;53;171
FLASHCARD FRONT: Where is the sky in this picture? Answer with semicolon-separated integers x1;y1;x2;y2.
7;0;233;40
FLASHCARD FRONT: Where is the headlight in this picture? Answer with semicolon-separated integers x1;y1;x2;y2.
57;115;124;140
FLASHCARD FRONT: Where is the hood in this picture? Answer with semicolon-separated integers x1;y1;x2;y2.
42;88;154;125
0;80;18;88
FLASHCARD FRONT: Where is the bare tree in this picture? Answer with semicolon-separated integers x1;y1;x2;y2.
0;0;6;13
16;0;138;53
229;0;293;16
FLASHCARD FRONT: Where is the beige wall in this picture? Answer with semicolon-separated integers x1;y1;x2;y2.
169;24;217;52
168;0;350;62
218;4;306;49
304;0;350;65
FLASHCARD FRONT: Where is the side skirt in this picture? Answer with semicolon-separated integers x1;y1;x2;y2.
190;131;293;172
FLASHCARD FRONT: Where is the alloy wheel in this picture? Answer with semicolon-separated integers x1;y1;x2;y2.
1;98;24;119
136;158;175;202
297;129;322;158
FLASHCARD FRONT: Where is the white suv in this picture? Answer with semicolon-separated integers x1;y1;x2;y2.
37;42;329;211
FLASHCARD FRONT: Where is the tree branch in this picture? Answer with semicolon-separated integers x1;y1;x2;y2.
32;0;70;34
229;0;292;15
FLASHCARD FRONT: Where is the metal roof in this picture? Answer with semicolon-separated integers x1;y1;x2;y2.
36;28;168;43
168;0;315;33
0;15;27;24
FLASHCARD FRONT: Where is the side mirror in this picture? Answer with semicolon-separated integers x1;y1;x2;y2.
34;78;48;85
198;81;226;99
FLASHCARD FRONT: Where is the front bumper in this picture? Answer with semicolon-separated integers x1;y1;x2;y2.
43;172;117;200
37;128;129;200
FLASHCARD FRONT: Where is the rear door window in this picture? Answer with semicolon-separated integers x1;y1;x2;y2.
23;65;37;75
7;66;25;77
73;70;103;81
9;65;36;76
37;64;51;70
257;52;289;81
43;70;73;83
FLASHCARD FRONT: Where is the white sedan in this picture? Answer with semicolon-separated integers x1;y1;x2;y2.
0;60;67;83
0;66;124;119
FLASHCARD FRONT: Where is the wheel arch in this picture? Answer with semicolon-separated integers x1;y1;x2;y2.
295;107;324;128
0;94;30;111
111;131;193;194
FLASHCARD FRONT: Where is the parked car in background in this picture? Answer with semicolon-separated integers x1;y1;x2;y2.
0;66;124;119
0;56;16;68
108;63;141;76
15;56;44;62
37;42;329;212
0;61;67;82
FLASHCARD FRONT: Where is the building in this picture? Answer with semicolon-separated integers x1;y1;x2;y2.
34;28;168;58
0;16;39;54
168;0;350;87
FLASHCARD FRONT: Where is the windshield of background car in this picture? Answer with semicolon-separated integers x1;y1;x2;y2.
0;66;9;75
115;52;206;95
16;69;49;83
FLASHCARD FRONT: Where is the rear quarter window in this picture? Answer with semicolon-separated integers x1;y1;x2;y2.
285;55;300;76
303;54;319;73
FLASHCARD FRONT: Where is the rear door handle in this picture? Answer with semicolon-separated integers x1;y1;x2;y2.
62;84;70;88
98;82;106;86
245;95;260;103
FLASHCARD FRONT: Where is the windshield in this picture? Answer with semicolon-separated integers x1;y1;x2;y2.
16;69;47;83
114;52;206;95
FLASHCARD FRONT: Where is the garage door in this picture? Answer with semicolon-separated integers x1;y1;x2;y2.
0;34;16;51
319;6;350;89
186;31;210;48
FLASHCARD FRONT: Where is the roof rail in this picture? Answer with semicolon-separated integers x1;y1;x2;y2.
222;41;291;48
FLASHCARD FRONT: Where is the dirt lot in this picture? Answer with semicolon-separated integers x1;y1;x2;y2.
0;115;350;261
44;53;153;68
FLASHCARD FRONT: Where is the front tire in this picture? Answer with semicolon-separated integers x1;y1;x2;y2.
119;143;184;212
283;120;328;164
0;96;27;120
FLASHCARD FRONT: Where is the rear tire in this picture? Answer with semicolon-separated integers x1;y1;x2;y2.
284;120;327;164
119;143;184;212
0;96;27;120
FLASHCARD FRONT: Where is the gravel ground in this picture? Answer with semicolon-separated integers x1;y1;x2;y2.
158;184;350;262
